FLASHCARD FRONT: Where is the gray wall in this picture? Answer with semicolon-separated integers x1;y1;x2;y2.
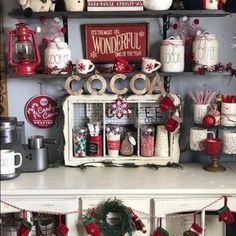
2;0;236;163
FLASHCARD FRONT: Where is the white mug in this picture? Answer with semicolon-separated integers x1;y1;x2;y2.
0;149;22;175
222;130;236;154
193;104;211;124
76;59;95;74
142;57;161;74
190;127;215;151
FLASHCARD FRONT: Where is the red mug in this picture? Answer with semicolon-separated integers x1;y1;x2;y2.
200;138;222;156
159;94;175;112
165;115;181;132
113;57;133;73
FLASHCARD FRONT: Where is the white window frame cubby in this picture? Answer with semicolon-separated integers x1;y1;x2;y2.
62;93;181;166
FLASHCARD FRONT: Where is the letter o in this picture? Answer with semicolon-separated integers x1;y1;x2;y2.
86;75;107;95
130;73;150;95
110;74;128;95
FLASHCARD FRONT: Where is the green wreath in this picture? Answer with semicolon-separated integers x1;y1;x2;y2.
95;198;136;236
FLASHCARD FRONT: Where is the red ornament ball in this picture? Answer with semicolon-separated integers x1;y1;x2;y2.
60;26;67;34
194;19;200;25
42;37;49;45
173;23;178;29
203;115;216;127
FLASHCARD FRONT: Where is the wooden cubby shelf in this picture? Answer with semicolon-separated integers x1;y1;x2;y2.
63;94;182;166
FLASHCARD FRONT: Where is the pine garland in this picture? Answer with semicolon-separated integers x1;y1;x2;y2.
77;161;182;170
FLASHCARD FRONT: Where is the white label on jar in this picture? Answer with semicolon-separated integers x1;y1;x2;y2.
46;54;70;66
45;48;71;70
161;52;180;64
194;46;216;61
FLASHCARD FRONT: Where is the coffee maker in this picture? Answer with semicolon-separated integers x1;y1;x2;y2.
0;117;55;175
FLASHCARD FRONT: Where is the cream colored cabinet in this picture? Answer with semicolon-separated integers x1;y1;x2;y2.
1;165;236;235
0;198;79;236
154;197;236;236
80;197;153;236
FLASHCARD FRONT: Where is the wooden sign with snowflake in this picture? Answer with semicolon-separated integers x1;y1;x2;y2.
85;24;149;63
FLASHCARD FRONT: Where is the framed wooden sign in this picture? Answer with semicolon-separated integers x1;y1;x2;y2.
85;23;149;63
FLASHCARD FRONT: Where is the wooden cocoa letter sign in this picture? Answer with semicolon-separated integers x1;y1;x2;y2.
64;73;166;96
85;24;149;62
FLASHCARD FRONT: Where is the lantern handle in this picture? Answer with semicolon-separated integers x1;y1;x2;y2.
8;30;18;66
29;29;41;67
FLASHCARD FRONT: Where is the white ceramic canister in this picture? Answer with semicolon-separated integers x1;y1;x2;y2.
64;0;85;11
44;38;71;74
160;36;185;72
143;0;173;10
192;31;219;71
155;125;169;157
203;0;219;10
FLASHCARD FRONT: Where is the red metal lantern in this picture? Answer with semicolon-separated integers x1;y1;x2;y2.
8;23;41;75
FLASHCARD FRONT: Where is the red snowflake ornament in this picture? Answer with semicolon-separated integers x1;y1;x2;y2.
145;63;154;72
78;63;86;71
107;98;130;119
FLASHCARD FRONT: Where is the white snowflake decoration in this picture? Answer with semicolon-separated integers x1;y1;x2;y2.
232;36;236;55
139;31;145;37
114;29;120;35
90;51;98;58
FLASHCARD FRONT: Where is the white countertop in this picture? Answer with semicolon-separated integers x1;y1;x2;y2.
1;163;236;196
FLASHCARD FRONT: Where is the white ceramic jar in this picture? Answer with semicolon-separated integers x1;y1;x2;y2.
192;31;219;71
143;0;173;10
160;36;185;72
64;0;85;11
44;38;71;74
203;0;219;10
